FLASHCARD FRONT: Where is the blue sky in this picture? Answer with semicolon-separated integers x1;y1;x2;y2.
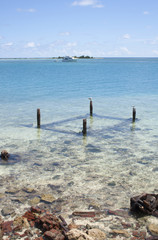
0;0;158;58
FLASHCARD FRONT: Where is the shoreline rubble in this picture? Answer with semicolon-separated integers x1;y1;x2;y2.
1;203;158;239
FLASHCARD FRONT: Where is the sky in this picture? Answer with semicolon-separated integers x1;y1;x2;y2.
0;0;158;58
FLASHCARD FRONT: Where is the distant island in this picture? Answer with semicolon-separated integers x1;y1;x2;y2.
54;55;94;59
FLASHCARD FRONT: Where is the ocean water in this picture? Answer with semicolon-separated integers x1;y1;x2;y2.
0;58;158;214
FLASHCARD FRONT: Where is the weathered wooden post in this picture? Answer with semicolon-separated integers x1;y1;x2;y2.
132;107;136;122
89;98;93;116
82;119;87;135
90;100;93;116
37;108;41;128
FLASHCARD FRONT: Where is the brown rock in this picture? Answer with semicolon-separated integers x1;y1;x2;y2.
132;230;146;238
1;221;13;233
23;211;36;221
31;206;42;213
44;230;65;240
121;221;132;229
88;228;106;240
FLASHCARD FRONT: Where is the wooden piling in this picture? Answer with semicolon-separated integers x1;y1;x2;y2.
132;107;136;122
90;100;93;116
82;119;87;135
37;108;41;128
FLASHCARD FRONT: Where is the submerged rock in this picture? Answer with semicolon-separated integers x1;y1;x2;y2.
5;187;20;194
41;193;56;203
22;187;36;193
1;207;15;216
1;150;9;160
108;181;116;186
29;196;40;205
152;167;158;172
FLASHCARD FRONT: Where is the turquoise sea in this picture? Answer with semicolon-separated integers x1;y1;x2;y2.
0;58;158;214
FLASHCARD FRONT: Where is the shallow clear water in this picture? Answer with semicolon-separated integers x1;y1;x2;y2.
0;58;158;213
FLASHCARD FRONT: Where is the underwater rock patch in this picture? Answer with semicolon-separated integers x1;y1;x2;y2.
108;181;116;187
41;193;56;203
22;187;36;193
152;167;158;172
1;207;15;216
29;196;40;205
5;187;20;194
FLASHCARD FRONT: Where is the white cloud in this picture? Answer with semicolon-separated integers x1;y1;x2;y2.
123;34;131;39
2;42;13;47
153;50;158;55
120;47;131;54
66;42;77;47
25;42;36;48
72;0;104;8
17;8;36;13
151;37;158;45
143;11;149;15
60;32;71;36
50;40;65;47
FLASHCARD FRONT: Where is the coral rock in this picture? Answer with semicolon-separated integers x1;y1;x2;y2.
66;229;94;240
88;228;106;240
148;224;158;236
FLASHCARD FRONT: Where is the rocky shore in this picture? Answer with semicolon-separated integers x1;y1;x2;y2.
1;189;158;240
1;152;158;239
